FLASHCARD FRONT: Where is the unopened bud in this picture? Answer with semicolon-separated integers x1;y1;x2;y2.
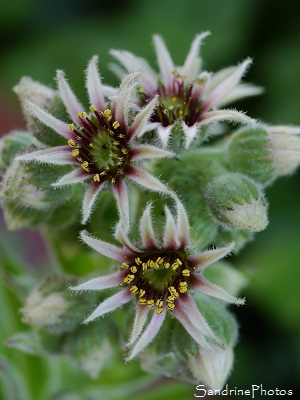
205;173;268;232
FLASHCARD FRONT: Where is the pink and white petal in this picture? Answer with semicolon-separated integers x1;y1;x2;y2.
181;32;210;80
81;230;132;263
153;35;175;88
128;95;158;140
173;305;214;350
109;49;157;91
156;125;173;148
218;84;264;107
86;56;106;111
199;109;257;127
115;223;141;253
16;146;75;165
268;125;300;135
128;304;150;346
82;180;106;224
174;197;190;249
84;288;132;324
181;122;200;149
52;168;91;187
130;145;174;161
112;178;130;231
70;271;124;292
126;307;166;361
139;203;160;249
56;70;83;124
26;101;70;139
114;74;140;126
163;206;180;249
125;165;170;194
187;242;235;271
191;275;245;305
201;58;252;111
176;295;220;342
102;84;118;98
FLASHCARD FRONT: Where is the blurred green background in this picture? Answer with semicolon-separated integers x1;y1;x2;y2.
1;0;300;398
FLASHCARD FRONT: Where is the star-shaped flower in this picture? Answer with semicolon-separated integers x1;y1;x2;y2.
16;57;174;227
70;199;244;360
110;33;260;148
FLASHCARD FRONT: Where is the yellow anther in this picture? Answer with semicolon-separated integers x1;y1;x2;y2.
78;127;83;132
156;307;163;314
82;112;87;119
130;285;139;294
123;274;135;284
68;139;76;146
147;299;154;307
179;286;188;293
111;177;116;184
171;97;177;102
130;266;137;273
121;263;129;269
179;281;187;287
164;262;170;269
68;124;75;131
89;143;94;147
89;105;97;112
167;302;175;310
153;262;159;269
139;289;146;297
171;263;179;270
168;286;175;294
176;258;182;265
76;113;83;119
168;295;175;302
156;299;163;308
112;121;120;129
121;148;127;155
168;105;174;111
180;74;187;80
142;263;148;271
118;134;125;138
72;149;79;157
113;141;120;146
156;257;162;264
116;161;123;166
77;157;83;162
182;269;190;277
139;298;147;305
100;171;107;176
149;260;155;269
135;257;142;265
107;116;112;121
138;87;145;93
81;161;89;172
103;109;111;117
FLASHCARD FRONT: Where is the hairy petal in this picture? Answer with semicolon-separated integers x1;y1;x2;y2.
16;146;75;165
163;206;180;249
84;289;132;323
219;83;264;107
187;242;235;271
115;223;141;253
128;95;158;140
125;165;170;194
86;55;106;110
191;275;245;305
126;307;166;361
130;145;174;161
181;123;201;149
174;197;190;249
56;70;83;124
199;109;257;127
181;31;210;80
268;125;300;135
139;203;160;249
128;304;150;346
82;180;106;224
112;178;129;231
26;101;70;139
153;35;174;88
155;125;173;148
70;271;124;291
52;168;91;186
202;58;252;111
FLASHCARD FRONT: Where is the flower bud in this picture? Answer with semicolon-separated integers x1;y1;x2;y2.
205;173;268;232
0;130;42;172
21;276;88;334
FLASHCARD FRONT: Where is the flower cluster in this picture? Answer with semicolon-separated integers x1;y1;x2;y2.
2;31;300;389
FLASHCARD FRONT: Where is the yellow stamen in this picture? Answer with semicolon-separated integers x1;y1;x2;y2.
171;97;177;102
168;105;174;111
182;269;190;277
135;258;142;265
176;258;182;265
68;139;75;146
147;299;154;307
124;274;135;284
121;263;129;269
164;262;170;269
168;295;175;302
112;121;120;129
71;149;79;157
139;298;147;305
139;289;146;297
68;124;75;131
121;148;127;155
171;262;179;270
156;299;163;308
179;286;187;293
89;105;97;112
142;263;148;271
179;281;187;287
149;260;155;269
89;143;93;147
111;177;116;184
81;161;89;172
130;285;139;294
82;112;87;119
107;116;112;122
156;307;163;314
130;266;137;273
154;262;159;269
103;109;111;117
100;171;107;176
167;302;175;310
